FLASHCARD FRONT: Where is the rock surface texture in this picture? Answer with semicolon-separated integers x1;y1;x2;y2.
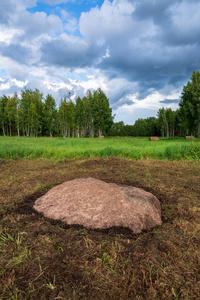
34;178;162;234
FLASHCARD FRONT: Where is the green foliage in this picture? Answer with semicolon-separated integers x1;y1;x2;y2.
108;121;126;136
0;88;113;138
157;108;178;137
6;94;18;136
28;103;39;137
93;88;113;136
179;70;200;136
75;96;85;137
0;95;9;136
20;88;44;137
44;94;58;137
109;117;158;137
133;119;148;136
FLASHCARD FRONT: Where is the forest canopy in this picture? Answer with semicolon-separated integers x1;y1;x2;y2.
0;88;113;137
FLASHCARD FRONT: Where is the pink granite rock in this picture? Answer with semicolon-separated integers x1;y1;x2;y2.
34;178;162;234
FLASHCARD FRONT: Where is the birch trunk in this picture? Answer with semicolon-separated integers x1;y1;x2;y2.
2;123;6;136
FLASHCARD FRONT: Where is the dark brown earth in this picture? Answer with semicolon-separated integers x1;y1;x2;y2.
34;178;162;233
0;157;200;300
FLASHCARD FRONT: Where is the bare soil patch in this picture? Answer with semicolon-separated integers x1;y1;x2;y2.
0;158;200;299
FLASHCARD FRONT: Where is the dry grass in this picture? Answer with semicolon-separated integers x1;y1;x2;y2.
0;158;200;299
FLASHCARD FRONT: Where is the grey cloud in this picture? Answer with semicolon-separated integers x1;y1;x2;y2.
98;52;170;98
1;0;200;124
5;65;29;82
40;36;106;68
92;0;200;99
0;0;36;24
160;99;180;104
0;0;62;40
113;98;135;109
0;42;32;64
17;11;62;38
105;76;138;109
0;0;16;24
125;100;135;106
133;0;200;47
108;87;132;106
133;0;177;23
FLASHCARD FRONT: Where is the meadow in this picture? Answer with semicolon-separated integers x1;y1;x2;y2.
0;136;200;160
0;137;200;299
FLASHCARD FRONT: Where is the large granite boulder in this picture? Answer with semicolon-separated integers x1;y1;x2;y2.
34;178;162;234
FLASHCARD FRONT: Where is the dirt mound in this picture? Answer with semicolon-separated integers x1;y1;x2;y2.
33;178;162;234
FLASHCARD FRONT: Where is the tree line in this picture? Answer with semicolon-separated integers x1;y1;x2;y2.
0;88;113;137
109;108;180;137
1;71;200;138
109;71;200;137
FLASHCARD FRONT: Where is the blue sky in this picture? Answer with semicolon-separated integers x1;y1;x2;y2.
0;0;200;124
29;1;105;19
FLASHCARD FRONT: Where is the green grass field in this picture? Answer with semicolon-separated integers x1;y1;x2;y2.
0;136;200;160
